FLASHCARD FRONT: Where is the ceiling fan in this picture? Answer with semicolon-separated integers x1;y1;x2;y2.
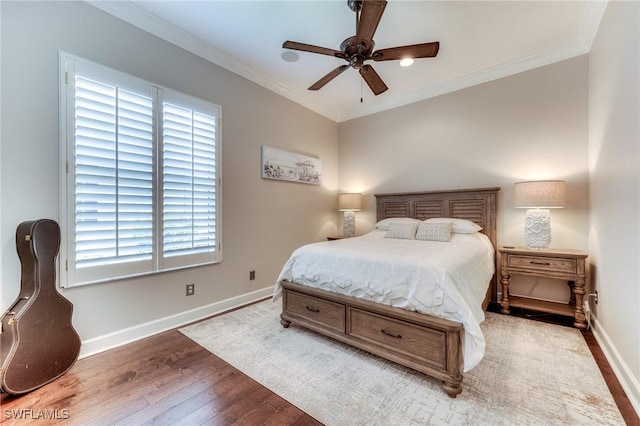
282;0;439;96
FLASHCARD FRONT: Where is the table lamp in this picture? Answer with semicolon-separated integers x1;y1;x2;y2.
338;193;362;238
513;180;565;249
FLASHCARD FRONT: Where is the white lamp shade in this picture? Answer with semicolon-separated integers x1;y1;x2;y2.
513;180;566;208
338;193;362;211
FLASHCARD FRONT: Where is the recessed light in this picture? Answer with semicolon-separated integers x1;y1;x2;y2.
399;58;414;67
281;51;299;62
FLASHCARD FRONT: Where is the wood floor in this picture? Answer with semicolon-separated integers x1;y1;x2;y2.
1;305;638;426
1;326;321;426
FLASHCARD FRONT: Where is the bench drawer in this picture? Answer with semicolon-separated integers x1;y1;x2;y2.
348;308;447;369
283;291;345;333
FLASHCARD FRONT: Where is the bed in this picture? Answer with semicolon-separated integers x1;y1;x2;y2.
274;187;499;397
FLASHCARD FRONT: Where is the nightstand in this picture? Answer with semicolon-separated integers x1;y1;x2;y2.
498;246;589;329
327;236;345;241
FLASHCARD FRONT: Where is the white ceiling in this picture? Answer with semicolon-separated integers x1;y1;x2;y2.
89;1;607;122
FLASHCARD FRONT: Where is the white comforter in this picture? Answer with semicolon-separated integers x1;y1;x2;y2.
273;230;495;371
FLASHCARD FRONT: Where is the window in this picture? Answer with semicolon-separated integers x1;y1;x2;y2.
60;53;221;287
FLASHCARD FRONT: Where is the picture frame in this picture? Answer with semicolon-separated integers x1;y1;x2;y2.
261;145;321;185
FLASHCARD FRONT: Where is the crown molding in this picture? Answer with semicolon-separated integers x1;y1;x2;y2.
576;0;609;51
338;41;589;122
87;1;607;124
337;1;608;122
86;1;339;121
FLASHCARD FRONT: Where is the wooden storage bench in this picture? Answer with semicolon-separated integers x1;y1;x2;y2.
280;280;464;397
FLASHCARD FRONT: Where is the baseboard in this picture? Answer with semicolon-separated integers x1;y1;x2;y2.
79;286;274;359
591;314;640;417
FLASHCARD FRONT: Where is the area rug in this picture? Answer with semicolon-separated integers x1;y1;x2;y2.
179;300;624;425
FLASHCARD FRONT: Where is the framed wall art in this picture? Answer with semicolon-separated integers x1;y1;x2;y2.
261;145;321;185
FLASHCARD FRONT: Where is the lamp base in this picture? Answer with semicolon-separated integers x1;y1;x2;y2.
342;211;355;238
524;209;552;249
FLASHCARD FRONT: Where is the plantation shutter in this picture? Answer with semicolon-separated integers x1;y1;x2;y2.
162;102;219;267
74;76;154;271
61;52;222;287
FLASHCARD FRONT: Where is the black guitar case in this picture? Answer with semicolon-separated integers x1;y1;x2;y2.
0;219;81;395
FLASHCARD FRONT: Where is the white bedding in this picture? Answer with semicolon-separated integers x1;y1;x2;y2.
273;229;495;371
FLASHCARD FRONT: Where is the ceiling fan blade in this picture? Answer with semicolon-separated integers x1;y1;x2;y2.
308;65;350;91
355;0;387;45
283;41;347;59
371;42;440;61
359;64;388;95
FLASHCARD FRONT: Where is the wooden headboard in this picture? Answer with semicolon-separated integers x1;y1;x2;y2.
375;187;500;302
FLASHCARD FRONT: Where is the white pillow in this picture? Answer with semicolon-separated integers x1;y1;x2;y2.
384;223;418;240
375;217;421;231
416;222;452;242
424;218;482;234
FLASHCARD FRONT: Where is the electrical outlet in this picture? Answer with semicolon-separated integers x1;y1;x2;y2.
186;283;195;296
249;270;256;280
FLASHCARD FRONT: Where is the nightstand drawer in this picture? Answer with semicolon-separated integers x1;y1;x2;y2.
508;255;577;273
283;291;345;333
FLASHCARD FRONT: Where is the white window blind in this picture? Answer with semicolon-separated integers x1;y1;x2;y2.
75;77;154;268
162;103;218;259
60;53;221;287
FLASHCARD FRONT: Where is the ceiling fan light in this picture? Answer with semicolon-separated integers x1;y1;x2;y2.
399;58;414;67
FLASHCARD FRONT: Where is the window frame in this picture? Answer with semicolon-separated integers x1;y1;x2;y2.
59;52;222;288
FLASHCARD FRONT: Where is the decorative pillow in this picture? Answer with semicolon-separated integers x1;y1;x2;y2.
384;223;418;240
424;218;482;234
375;217;421;231
416;222;452;242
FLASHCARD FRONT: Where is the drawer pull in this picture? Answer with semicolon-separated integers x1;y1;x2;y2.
529;261;551;266
381;329;402;339
305;305;320;313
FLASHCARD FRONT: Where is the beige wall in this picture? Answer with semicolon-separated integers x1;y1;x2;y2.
338;56;589;302
0;2;338;351
588;0;640;411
